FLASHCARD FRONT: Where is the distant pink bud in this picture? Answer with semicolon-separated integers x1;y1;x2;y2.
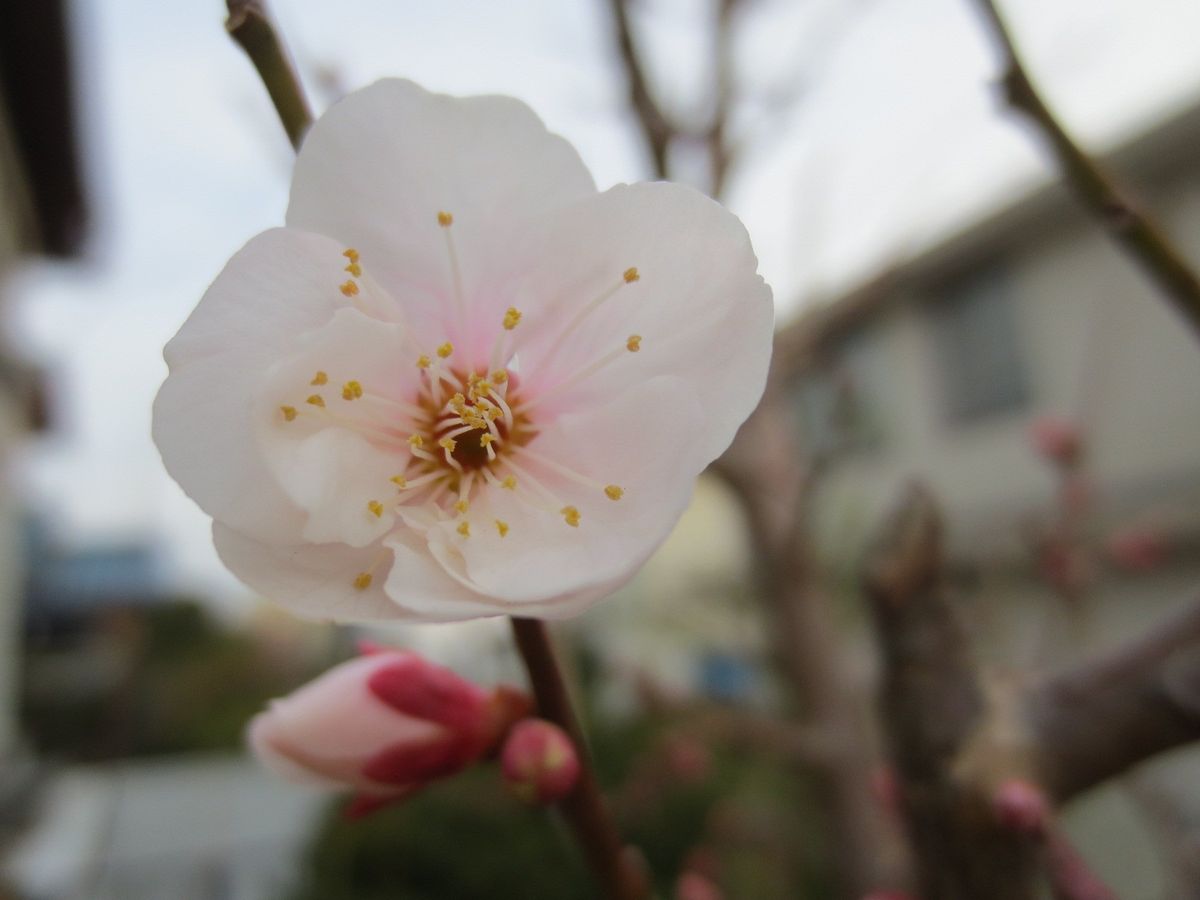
248;649;529;814
676;870;724;900
501;718;581;805
993;778;1050;835
1029;416;1083;467
1106;526;1168;572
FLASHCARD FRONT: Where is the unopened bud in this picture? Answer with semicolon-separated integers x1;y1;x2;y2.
501;719;581;805
993;778;1050;835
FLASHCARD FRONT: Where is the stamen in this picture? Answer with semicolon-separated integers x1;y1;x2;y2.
306;394;326;408
343;248;360;263
311;371;328;386
515;341;632;413
340;280;359;297
502;475;517;490
503;307;522;330
438;436;457;453
437;342;454;359
417;354;432;369
353;572;373;590
456;520;471;538
623;267;640;283
367;500;384;518
560;506;581;527
280;406;297;422
454;499;469;514
438;212;466;328
345;261;363;277
626;334;642;352
513;445;609;492
408;434;425;448
341;380;364;401
605;485;624;501
495;520;510;537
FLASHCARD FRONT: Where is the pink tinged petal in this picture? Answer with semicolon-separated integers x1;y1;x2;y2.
361;730;482;785
213;522;409;623
367;656;490;735
255;307;424;547
286;78;597;362
424;376;705;606
379;528;514;622
153;228;398;545
512;181;774;463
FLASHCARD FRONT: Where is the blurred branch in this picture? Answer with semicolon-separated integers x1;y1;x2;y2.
605;0;674;180
863;484;1040;899
972;0;1200;337
1027;594;1200;803
714;396;905;898
510;618;651;900
226;0;313;150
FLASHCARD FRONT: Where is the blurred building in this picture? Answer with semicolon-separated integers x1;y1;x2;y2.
790;97;1200;569
0;0;89;799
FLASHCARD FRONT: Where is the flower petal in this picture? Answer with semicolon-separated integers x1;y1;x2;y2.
379;529;510;622
510;182;773;464
153;228;392;544
286;79;597;363
255;307;423;547
213;523;405;622
421;376;705;606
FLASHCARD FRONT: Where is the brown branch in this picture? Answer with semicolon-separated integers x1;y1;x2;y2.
863;485;1041;900
510;618;651;900
226;0;313;150
715;394;904;898
1027;594;1200;803
605;0;674;179
972;0;1200;336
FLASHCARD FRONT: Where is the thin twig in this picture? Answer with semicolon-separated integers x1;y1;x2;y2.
605;0;674;180
972;0;1200;336
510;618;651;900
226;0;313;150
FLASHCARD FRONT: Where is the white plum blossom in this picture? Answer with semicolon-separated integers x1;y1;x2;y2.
153;79;773;622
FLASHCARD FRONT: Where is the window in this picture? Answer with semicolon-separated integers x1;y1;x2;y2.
929;263;1028;424
794;327;886;457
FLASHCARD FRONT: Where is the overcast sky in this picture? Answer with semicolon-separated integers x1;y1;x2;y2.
8;0;1200;607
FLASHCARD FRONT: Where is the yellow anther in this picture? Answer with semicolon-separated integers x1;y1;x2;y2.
623;267;640;283
437;342;454;359
457;520;471;537
492;370;508;384
483;406;500;421
306;394;326;408
390;475;407;488
454;499;469;514
439;436;457;452
479;433;495;447
342;380;363;401
501;475;517;490
626;334;642;353
353;572;373;590
409;434;425;448
311;371;328;386
343;248;360;263
463;415;486;430
280;405;297;422
340;280;359;297
475;380;493;395
367;500;384;518
604;485;624;501
503;307;523;330
560;506;581;527
438;211;454;227
344;261;363;277
495;519;510;538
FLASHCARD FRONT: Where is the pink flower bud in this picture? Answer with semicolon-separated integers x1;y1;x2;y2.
1106;526;1169;572
500;718;581;805
1029;416;1083;467
993;778;1050;835
248;649;530;814
676;870;724;900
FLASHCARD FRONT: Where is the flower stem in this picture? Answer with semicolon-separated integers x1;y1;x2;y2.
225;0;313;150
510;617;651;900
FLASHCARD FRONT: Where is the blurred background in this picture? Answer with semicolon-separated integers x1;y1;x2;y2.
1;0;1200;897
